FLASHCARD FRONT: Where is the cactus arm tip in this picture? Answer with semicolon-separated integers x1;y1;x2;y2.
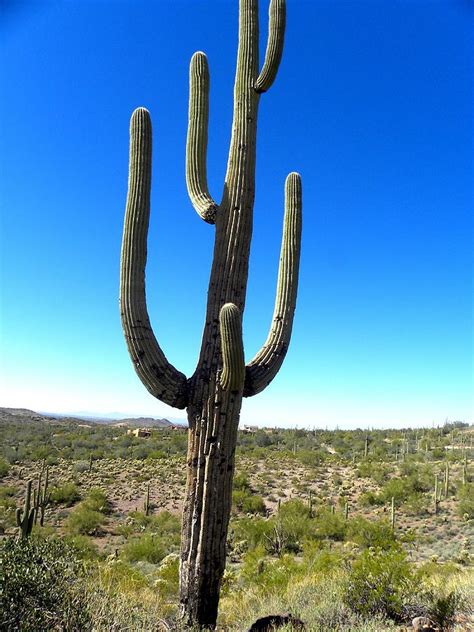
219;303;245;392
255;0;286;94
120;107;189;409
243;171;302;397
186;51;218;224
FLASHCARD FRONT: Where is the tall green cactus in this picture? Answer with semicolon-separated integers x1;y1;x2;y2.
33;464;50;527
120;0;301;626
16;480;35;539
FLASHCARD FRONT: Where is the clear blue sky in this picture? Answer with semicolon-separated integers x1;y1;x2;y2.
0;0;472;428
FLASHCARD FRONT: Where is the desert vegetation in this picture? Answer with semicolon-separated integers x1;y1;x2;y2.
0;407;473;630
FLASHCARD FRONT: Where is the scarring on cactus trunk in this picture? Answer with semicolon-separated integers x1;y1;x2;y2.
120;0;302;626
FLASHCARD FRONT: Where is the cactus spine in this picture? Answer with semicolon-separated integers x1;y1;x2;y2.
16;480;35;538
120;1;300;625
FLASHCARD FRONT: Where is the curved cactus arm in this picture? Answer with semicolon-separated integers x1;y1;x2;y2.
255;0;286;94
219;303;245;392
186;52;218;224
244;172;302;397
120;107;189;409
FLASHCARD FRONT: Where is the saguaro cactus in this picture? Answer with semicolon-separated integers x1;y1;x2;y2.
16;480;35;539
33;464;50;527
120;0;301;626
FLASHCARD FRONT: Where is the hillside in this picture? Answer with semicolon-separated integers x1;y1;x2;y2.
0;409;472;630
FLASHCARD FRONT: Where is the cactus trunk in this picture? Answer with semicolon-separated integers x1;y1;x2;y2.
120;0;300;626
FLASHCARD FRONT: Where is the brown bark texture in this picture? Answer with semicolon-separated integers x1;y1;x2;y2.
119;0;302;627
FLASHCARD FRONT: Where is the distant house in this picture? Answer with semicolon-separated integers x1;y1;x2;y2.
127;428;152;438
242;425;258;434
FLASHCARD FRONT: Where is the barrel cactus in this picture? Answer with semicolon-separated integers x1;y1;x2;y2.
120;0;302;625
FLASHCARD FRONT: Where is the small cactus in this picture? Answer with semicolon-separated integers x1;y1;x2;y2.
444;461;450;498
16;480;35;538
144;482;151;516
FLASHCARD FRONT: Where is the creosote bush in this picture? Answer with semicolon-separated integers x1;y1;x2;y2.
343;547;417;621
50;482;81;506
0;536;90;631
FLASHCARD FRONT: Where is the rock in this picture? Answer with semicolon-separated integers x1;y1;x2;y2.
412;616;437;631
247;613;305;631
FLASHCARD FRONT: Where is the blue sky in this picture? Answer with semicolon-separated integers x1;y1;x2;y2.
0;0;472;428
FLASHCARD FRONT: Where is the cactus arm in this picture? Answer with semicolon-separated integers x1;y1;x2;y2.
244;172;302;397
120;107;189;409
255;0;286;93
219;303;245;392
186;53;218;224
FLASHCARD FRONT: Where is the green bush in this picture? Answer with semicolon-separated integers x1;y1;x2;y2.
233;472;251;491
50;482;81;506
0;536;90;630
0;459;10;478
83;488;110;514
232;489;266;515
346;517;398;550
66;505;105;535
121;533;166;564
64;534;100;560
423;588;463;630
230;516;274;553
344;548;416;621
457;483;474;519
314;509;346;542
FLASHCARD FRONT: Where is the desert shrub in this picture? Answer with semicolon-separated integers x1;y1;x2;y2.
358;490;383;507
0;459;10;478
313;509;346;542
154;553;179;597
233;489;266;515
83;488;110;514
346;517;398;550
121;533;167;564
271;499;316;553
356;460;391;485
457;482;474;519
423;587;463;631
50;482;81;506
0;484;17;527
233;472;251;491
240;546;302;590
73;460;90;473
230;516;274;553
378;477;414;506
343;548;416;621
0;536;90;631
402;491;430;516
64;534;100;559
66;505;105;535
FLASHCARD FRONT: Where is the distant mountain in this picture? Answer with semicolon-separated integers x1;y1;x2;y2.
0;407;187;428
0;407;66;425
110;416;175;429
